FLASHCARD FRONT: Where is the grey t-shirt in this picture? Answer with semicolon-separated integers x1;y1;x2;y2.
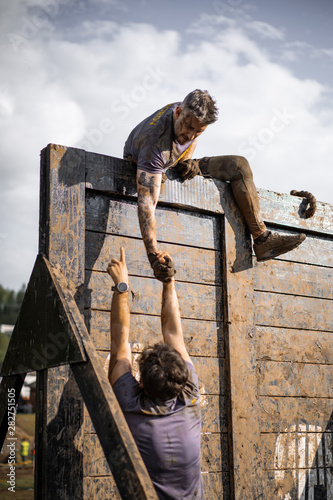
113;361;204;499
123;102;194;174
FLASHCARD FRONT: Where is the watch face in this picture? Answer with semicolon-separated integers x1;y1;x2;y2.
118;282;129;292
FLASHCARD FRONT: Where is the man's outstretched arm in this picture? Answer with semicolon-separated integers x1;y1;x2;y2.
137;169;175;282
159;252;191;363
106;247;132;386
136;169;162;255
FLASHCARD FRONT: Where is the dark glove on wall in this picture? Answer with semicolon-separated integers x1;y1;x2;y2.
176;159;201;181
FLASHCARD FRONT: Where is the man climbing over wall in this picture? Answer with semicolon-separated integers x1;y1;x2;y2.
124;89;306;281
107;247;203;499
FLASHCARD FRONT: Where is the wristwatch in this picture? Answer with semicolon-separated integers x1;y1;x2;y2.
111;282;129;293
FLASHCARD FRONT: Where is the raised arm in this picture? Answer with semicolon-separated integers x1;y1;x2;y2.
159;252;191;363
106;247;132;386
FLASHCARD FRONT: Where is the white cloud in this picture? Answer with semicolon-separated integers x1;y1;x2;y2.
0;8;332;289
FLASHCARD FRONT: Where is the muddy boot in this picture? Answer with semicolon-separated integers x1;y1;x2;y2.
254;231;306;262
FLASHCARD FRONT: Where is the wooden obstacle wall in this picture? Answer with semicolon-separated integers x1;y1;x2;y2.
36;144;333;500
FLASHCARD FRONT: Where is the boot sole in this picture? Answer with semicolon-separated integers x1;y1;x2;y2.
256;234;306;262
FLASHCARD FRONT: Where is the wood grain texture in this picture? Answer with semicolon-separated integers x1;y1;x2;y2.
84;152;224;213
85;231;223;285
262;468;333;500
85;309;224;358
254;260;333;299
261;430;333;470
85;193;223;250
83;472;232;500
258;188;333;236
258;361;333;398
85;273;223;321
37;144;86;499
259;396;333;434
256;326;333;365
93;348;226;397
254;292;333;332
220;182;263;499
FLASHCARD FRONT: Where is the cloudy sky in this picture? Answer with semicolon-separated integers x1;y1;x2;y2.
1;0;333;290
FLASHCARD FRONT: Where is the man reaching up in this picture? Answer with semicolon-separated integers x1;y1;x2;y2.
107;248;203;499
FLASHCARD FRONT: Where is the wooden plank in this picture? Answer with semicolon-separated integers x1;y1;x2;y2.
95;348;225;396
37;143;86;499
256;326;333;364
1;255;87;376
259;396;333;434
85;310;224;358
221;183;263;498
46;267;158;499
84;432;228;476
254;260;333;299
201;433;229;473
85;273;223;321
202;472;231;499
263;468;333;500
255;292;333;332
258;188;333;236
85;231;222;285
84;472;231;500
84;152;224;213
258;361;333;398
83;476;121;499
261;430;333;471
85;193;223;250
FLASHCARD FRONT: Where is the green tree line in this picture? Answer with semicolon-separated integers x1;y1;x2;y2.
0;284;25;364
0;284;25;325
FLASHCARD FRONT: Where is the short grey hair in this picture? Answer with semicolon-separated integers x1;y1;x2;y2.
182;89;219;125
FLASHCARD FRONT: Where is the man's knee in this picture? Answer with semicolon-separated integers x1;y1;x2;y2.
234;156;253;181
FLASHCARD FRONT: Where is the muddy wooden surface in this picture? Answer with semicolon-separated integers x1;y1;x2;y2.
80;151;229;498
254;191;333;500
37;145;333;500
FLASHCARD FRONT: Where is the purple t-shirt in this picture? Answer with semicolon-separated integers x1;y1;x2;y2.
113;361;204;500
123;102;194;174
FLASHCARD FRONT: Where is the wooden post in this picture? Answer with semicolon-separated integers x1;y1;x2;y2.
37;144;86;499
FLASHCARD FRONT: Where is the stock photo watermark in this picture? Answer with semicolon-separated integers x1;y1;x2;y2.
78;64;169;151
238;107;296;161
7;0;70;53
6;388;16;493
16;330;70;373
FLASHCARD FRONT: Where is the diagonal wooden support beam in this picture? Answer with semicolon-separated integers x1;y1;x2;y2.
0;254;157;499
1;254;87;376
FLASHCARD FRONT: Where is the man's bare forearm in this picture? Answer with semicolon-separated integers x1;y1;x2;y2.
137;170;161;255
138;194;158;254
109;291;130;376
161;279;182;339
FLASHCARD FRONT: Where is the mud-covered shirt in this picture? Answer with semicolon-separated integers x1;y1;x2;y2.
123;102;194;174
113;361;204;500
